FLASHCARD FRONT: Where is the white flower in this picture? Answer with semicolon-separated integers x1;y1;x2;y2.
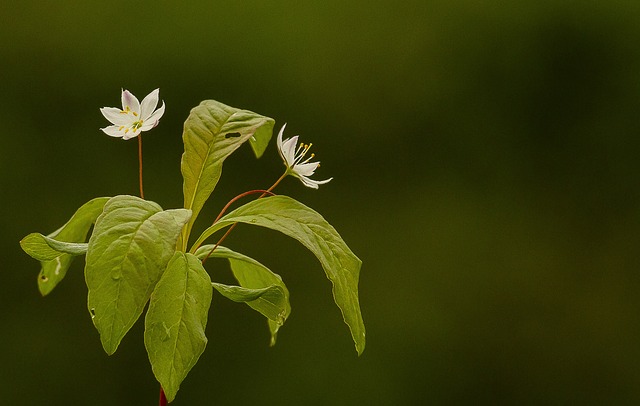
100;89;165;140
277;123;332;189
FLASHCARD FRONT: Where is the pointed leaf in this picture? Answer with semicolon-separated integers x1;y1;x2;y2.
21;233;88;261
210;283;279;302
211;283;285;318
192;196;365;355
85;195;192;355
180;100;274;249
145;252;212;403
195;245;290;345
20;197;109;295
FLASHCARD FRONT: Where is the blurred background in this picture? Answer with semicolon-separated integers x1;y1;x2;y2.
2;0;640;404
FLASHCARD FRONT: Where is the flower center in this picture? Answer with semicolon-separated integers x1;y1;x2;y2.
118;119;144;134
131;120;144;130
294;142;316;166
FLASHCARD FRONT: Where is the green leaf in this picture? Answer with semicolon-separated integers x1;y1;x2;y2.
85;195;192;355
192;196;365;355
211;282;282;303
20;233;88;261
145;252;212;403
19;197;110;296
179;100;274;249
211;284;287;347
195;245;290;345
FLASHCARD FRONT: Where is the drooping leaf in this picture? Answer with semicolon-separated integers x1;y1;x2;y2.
19;197;109;296
179;100;274;250
195;245;290;345
211;282;287;338
21;233;88;261
85;195;191;355
145;252;212;403
191;196;365;355
211;282;283;305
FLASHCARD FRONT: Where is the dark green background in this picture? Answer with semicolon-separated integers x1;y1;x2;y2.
3;1;640;404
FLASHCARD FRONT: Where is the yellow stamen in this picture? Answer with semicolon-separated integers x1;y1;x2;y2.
131;120;144;131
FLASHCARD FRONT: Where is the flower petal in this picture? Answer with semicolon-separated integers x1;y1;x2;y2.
281;135;299;167
314;177;333;185
293;161;319;176
121;129;141;140
276;123;287;150
139;120;159;132
145;100;165;123
140;88;160;120
101;107;135;126
100;125;125;138
298;175;332;189
276;123;287;162
121;89;140;114
298;177;320;189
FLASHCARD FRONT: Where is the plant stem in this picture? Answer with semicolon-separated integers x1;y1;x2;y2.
265;171;288;195
213;189;275;224
138;135;145;199
159;386;167;406
201;224;237;263
140;135;163;404
201;172;288;263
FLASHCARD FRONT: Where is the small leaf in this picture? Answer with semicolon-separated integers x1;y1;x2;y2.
19;197;109;296
85;195;191;355
195;245;290;345
145;252;212;403
21;233;87;261
192;196;365;355
212;283;285;318
179;100;274;249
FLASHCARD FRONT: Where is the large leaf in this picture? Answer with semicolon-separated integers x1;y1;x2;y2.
195;245;291;345
19;197;109;296
85;195;191;355
180;100;274;249
191;196;365;355
145;252;212;403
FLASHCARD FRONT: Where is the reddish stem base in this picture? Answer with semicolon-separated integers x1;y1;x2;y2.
159;386;167;406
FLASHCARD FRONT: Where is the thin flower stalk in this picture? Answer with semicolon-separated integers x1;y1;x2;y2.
100;89;165;199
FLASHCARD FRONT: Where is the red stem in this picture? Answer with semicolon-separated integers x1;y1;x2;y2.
138;135;145;199
213;189;274;223
200;189;276;264
159;386;167;406
201;223;238;263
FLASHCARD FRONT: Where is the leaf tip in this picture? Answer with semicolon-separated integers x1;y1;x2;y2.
355;331;366;356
